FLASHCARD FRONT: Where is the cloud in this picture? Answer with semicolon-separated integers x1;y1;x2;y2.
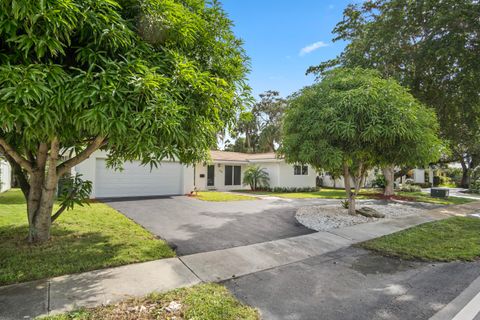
299;41;329;56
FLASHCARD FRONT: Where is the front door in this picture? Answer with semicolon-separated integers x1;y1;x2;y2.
207;165;215;187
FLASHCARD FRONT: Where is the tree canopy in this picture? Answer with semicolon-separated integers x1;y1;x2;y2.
229;90;286;153
281;68;442;214
308;0;480;186
0;0;249;242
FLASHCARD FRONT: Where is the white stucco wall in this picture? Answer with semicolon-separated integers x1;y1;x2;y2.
276;162;317;188
413;169;425;183
0;159;11;193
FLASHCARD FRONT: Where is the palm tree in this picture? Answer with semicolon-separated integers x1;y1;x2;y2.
243;166;270;191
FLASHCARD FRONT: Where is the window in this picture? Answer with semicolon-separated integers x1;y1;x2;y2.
225;165;241;185
302;165;308;175
294;165;308;176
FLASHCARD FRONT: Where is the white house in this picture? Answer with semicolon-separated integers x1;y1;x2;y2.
0;159;12;193
75;150;316;198
320;167;429;189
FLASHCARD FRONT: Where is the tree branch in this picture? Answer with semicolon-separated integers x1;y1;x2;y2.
0;138;33;173
56;136;105;176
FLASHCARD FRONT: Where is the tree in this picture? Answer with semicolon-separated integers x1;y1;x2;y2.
232;111;259;153
308;0;480;188
0;0;249;243
281;68;442;215
243;165;269;191
253;91;286;152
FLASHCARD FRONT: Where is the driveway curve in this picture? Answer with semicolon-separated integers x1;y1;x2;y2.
104;196;330;255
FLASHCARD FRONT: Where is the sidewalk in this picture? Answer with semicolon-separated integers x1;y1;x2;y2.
1;201;479;319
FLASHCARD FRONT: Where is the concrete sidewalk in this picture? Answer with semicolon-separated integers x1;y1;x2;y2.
1;201;479;319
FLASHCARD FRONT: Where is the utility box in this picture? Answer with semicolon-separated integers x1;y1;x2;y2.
431;188;449;198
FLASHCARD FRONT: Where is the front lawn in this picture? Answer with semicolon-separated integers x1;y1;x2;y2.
240;188;473;205
396;191;473;205
0;189;174;285
42;283;259;320
195;191;257;202
239;188;373;199
360;217;480;261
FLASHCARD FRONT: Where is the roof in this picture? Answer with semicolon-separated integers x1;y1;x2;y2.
209;150;279;162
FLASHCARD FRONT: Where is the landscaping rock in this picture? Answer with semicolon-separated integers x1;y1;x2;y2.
356;207;385;218
295;200;439;232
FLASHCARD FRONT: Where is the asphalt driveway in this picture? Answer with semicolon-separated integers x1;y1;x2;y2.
104;196;328;255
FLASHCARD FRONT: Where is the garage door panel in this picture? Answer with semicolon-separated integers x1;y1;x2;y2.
95;159;182;198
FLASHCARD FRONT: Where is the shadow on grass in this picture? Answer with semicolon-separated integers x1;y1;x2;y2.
0;224;163;286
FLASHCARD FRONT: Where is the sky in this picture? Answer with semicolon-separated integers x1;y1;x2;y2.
222;0;354;99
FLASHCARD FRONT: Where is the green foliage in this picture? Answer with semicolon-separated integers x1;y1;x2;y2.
281;67;442;176
57;174;92;211
255;186;317;193
372;173;386;188
230;90;286;153
398;184;422;193
309;0;480;176
470;177;480;194
0;0;249;167
243;165;270;191
341;199;350;209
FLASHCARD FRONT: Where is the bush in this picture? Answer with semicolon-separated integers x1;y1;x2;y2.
470;179;480;194
256;186;318;193
372;174;386;188
399;184;422;192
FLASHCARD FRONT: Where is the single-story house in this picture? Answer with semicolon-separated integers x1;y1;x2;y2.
74;150;316;198
0;158;12;193
320;167;429;189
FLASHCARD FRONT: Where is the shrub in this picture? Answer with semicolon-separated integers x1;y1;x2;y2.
470;179;480;194
243;166;269;191
255;186;318;193
399;184;422;192
372;173;386;188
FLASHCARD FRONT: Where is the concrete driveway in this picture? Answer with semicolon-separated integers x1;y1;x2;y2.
105;196;331;255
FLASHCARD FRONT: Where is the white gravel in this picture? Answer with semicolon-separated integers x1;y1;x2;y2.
296;200;439;232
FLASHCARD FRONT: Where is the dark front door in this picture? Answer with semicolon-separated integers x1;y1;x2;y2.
207;165;215;186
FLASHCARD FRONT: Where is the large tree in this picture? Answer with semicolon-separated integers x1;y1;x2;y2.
253;90;286;152
308;0;480;187
0;0;249;243
281;68;442;215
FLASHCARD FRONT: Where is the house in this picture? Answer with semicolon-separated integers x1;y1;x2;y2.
74;150;316;198
0;158;12;193
320;167;430;189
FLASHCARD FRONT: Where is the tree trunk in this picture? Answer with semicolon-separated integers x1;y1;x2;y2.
343;163;356;215
27;140;60;243
460;159;470;188
383;165;395;196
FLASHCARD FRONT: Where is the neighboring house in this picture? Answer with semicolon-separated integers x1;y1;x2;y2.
0;158;12;193
75;150;316;198
320;167;429;189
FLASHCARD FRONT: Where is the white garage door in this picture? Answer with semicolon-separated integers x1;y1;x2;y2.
95;159;183;198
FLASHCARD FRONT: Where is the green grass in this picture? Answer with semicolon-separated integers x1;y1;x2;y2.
41;283;259;320
239;188;373;199
396;191;474;205
360;217;480;262
195;191;257;202
239;188;474;205
0;189;175;285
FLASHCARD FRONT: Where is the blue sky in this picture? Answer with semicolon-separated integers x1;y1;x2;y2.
222;0;352;99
